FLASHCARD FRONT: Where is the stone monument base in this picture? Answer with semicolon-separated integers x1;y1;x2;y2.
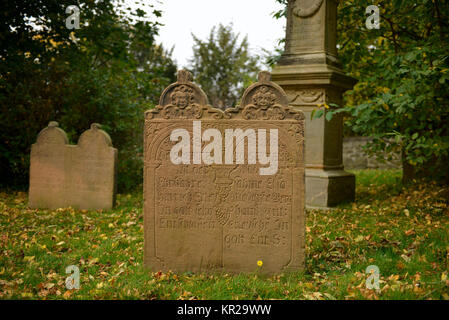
305;169;355;208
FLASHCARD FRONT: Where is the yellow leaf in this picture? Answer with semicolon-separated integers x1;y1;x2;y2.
45;283;55;289
305;283;314;289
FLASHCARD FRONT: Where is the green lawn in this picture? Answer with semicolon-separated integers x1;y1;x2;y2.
1;169;448;300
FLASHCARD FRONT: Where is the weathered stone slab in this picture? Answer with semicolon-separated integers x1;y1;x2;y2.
144;70;305;274
29;122;117;210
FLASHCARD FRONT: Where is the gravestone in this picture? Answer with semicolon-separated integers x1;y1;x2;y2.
272;0;357;208
144;70;305;274
29;122;117;210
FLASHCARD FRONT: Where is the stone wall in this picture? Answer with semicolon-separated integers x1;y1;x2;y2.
343;137;401;170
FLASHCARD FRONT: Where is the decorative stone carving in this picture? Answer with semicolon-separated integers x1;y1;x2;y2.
293;0;324;18
286;89;325;106
144;70;305;274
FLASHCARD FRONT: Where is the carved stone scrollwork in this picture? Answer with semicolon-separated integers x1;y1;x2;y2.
147;70;209;120
292;0;324;18
242;105;286;120
289;123;305;145
287;89;325;105
237;71;304;121
147;70;304;122
241;72;289;109
161;104;203;119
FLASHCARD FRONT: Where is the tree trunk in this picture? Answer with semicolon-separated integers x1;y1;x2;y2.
402;148;449;185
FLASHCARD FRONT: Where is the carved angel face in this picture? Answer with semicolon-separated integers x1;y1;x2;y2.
171;85;193;109
252;86;277;109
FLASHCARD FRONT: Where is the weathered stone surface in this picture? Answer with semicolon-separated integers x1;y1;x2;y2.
29;122;117;210
272;0;357;208
281;0;339;67
144;70;305;274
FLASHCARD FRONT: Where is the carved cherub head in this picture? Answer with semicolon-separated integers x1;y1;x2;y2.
170;85;194;109
252;86;277;109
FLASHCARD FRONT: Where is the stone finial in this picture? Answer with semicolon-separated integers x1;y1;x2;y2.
48;121;59;128
177;70;193;84
258;71;272;83
91;123;102;130
154;69;208;109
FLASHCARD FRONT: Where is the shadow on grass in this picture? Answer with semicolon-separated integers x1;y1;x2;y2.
350;169;403;203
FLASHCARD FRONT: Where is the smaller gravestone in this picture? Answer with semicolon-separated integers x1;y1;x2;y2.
29;122;117;210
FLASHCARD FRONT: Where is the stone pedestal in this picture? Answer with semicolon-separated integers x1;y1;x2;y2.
272;0;357;208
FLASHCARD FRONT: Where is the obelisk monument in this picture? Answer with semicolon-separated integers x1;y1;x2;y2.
272;0;357;207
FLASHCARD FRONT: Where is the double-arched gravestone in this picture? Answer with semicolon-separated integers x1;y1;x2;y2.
29;122;117;210
144;70;306;274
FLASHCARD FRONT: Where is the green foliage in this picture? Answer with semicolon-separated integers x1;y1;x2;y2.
1;170;448;299
273;0;449;183
0;0;177;191
189;24;260;110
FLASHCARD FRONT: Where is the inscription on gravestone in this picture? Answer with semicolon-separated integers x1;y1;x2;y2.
144;70;305;274
29;122;117;210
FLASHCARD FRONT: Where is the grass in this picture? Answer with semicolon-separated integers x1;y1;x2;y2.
0;169;448;300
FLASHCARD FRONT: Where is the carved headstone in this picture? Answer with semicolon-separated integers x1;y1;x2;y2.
144;70;305;274
29;122;117;210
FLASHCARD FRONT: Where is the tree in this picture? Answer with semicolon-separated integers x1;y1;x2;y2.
0;0;177;191
189;24;259;110
272;0;449;184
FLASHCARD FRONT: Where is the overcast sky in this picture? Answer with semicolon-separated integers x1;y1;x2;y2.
152;0;286;68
